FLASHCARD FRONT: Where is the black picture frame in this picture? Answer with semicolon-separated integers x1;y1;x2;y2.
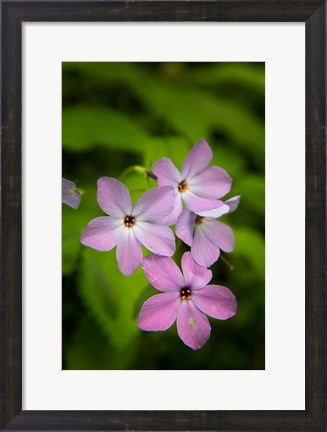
1;1;326;431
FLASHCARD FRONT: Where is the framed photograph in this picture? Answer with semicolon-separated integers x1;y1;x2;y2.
1;1;326;431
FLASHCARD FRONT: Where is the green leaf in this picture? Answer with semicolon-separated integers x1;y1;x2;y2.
183;63;265;93
211;143;246;179
78;248;149;350
62;105;152;153
63;64;264;166
65;316;139;370
234;174;265;215
233;227;265;281
122;172;151;203
62;193;99;276
143;135;191;171
127;76;265;165
62;104;192;173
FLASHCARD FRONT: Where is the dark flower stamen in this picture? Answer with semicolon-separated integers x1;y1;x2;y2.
195;215;204;225
180;287;191;300
178;180;189;193
124;215;136;228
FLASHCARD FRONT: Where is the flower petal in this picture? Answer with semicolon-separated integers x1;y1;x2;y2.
225;195;241;213
62;178;81;209
182;191;226;213
116;228;142;276
176;210;195;247
191;227;220;268
203;219;235;253
80;216;124;251
182;138;213;178
188;166;232;199
134;222;175;256
133;186;175;223
196;204;230;218
141;255;185;292
138;292;180;331
177;300;211;350
181;251;212;290
192;285;237;320
152;157;182;187
161;193;183;226
97;177;132;217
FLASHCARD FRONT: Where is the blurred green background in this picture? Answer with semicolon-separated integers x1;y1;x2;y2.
62;62;265;370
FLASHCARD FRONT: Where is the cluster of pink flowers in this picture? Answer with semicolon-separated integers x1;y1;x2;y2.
78;139;240;350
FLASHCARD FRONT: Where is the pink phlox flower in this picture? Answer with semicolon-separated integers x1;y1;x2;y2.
138;252;237;350
152;138;232;225
176;195;241;268
62;178;81;209
81;177;176;276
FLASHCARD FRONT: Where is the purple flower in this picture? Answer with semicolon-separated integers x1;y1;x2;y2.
81;177;176;276
138;252;237;350
152;138;232;225
62;178;81;209
176;195;240;268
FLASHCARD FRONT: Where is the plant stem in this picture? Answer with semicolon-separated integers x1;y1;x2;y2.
220;255;234;271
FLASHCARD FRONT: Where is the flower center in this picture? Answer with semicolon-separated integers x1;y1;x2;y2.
195;215;204;225
124;215;136;228
67;187;76;195
180;287;191;300
178;180;189;193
